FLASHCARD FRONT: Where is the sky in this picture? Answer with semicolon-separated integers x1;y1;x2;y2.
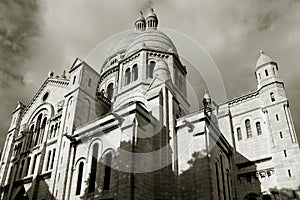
0;0;300;148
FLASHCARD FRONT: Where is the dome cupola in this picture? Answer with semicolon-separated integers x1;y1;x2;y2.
146;8;158;30
135;11;146;32
256;50;272;68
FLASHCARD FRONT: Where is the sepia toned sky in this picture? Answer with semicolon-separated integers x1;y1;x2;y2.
0;0;300;148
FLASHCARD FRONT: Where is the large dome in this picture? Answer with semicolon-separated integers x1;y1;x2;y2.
124;29;178;58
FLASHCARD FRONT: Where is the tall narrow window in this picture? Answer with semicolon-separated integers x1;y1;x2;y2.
40;117;47;143
125;68;131;85
148;61;155;78
103;152;112;190
245;119;252;138
73;76;76;84
270;92;275;102
284;150;287;157
107;83;114;100
50;149;56;170
31;154;37;175
220;155;226;200
265;69;268;76
88;143;99;193
215;162;221;200
237;127;242;141
288;170;292;177
25;157;31;176
76;162;84;195
256;122;262;135
276;114;279;121
19;159;25;179
88;78;91;87
226;171;231;200
46;150;52;171
28;125;34;148
280;132;283;139
34;114;43;146
132;64;138;81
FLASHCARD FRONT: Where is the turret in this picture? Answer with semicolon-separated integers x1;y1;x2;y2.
146;8;158;30
135;11;146;31
254;50;283;90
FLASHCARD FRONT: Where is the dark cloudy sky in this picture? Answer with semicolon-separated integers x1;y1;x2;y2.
0;0;300;148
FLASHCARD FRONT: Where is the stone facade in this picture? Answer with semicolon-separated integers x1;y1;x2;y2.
0;9;300;200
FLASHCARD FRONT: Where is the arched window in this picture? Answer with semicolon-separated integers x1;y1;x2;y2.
132;64;138;81
148;61;155;78
76;162;84;195
40;117;47;143
270;92;275;102
107;83;114;100
28;125;35;148
50;148;56;170
237;127;242;141
34;114;43;146
103;152;112;190
88;143;99;193
256;122;262;135
265;69;268;76
125;68;131;85
245;119;252;138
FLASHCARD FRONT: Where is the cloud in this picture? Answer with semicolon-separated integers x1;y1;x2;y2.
0;0;40;88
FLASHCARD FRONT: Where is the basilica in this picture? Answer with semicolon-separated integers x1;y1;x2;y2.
0;9;300;200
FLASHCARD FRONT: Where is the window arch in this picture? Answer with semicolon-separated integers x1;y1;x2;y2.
256;122;262;135
76;162;84;195
132;64;138;81
103;152;112;190
107;83;114;100
245;119;252;138
237;127;242;141
148;61;155;78
88;143;99;193
270;92;275;102
125;68;131;85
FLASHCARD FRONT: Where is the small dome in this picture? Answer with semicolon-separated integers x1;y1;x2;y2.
256;50;272;68
135;11;145;22
146;8;157;19
153;59;170;81
125;29;178;58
